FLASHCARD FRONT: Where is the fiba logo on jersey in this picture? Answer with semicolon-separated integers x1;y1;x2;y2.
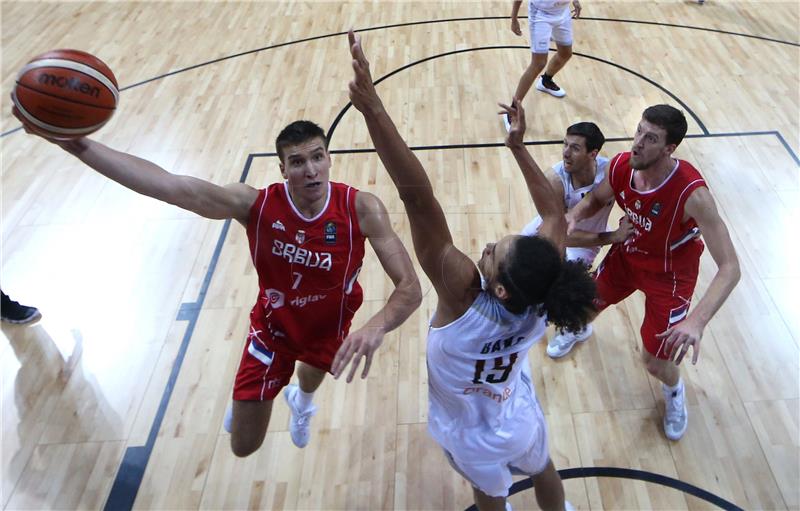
264;288;285;309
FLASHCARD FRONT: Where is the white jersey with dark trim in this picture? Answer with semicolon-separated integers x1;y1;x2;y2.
427;290;547;463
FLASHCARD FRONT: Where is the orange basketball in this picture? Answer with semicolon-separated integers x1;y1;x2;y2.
12;49;118;140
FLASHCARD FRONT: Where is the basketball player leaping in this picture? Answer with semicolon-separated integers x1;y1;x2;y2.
13;110;422;456
349;31;594;511
567;105;740;441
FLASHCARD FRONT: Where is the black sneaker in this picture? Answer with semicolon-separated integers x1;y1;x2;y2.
1;293;42;324
535;75;566;98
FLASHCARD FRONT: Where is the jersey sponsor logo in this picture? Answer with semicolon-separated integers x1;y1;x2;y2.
634;199;642;210
272;220;286;231
272;240;333;271
324;221;337;245
462;385;513;403
650;202;662;216
295;230;306;244
480;335;525;354
290;293;327;308
624;205;653;232
620;190;626;200
264;288;285;309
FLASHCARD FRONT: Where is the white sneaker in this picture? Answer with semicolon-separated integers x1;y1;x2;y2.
223;404;233;433
505;502;513;511
284;384;317;448
546;324;593;358
662;381;688;440
565;501;575;511
535;76;567;98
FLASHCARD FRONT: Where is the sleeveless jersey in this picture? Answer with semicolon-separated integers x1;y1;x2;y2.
246;181;365;356
427;290;547;463
530;0;571;13
608;152;706;273
523;157;612;262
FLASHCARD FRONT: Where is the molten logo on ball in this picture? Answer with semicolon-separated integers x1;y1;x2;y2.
38;73;101;98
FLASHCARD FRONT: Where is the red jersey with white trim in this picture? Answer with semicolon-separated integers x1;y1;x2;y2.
608;152;706;273
246;181;365;356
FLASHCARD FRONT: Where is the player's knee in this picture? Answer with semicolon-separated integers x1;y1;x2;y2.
644;354;665;378
230;434;263;458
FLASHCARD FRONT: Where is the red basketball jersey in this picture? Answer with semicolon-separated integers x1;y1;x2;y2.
246;181;366;356
608;152;706;273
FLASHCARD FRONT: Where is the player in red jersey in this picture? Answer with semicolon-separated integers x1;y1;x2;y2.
567;105;740;440
14;111;422;456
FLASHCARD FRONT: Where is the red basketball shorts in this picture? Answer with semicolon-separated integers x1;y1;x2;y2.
232;325;342;401
593;246;699;359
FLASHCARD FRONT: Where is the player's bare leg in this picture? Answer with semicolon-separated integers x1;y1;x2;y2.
229;400;274;457
541;44;573;79
532;459;568;510
514;52;549;102
472;487;506;511
643;351;688;440
284;361;325;448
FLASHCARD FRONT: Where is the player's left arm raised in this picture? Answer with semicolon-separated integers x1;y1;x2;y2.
658;186;740;365
332;191;422;382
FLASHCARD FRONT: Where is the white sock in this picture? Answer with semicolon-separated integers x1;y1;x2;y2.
664;378;683;394
294;387;315;411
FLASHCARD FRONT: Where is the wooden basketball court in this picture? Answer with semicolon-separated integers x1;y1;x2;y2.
1;1;798;509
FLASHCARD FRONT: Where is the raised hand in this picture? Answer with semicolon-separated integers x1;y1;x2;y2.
498;98;527;148
347;30;383;115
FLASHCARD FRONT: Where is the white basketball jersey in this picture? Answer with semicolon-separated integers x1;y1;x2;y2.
427;290;547;463
558;156;612;233
522;156;613;264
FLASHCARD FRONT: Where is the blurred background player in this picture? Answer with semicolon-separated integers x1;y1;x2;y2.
505;0;582;130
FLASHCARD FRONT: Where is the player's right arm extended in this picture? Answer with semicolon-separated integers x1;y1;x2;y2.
59;138;256;223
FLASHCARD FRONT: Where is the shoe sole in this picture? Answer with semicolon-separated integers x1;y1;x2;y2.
546;334;590;359
535;82;566;98
1;311;42;325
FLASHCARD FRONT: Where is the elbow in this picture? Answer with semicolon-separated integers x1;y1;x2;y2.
406;277;423;311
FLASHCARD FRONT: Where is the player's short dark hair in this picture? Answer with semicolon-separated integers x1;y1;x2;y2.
566;122;605;152
276;120;328;162
642;105;688;146
498;236;596;333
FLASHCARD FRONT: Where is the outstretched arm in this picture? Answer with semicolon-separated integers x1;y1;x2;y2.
332;192;422;382
500;100;567;252
347;30;477;306
657;187;740;365
12;109;257;224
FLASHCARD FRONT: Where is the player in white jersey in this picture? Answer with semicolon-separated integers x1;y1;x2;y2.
506;0;581;117
521;122;634;358
348;31;595;511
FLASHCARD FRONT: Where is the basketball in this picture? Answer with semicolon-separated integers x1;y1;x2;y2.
11;49;118;139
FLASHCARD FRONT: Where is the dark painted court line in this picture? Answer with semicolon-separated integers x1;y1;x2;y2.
103;155;254;511
463;466;745;511
326;45;708;142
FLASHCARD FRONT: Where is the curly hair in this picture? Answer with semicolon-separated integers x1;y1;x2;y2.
498;236;596;333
